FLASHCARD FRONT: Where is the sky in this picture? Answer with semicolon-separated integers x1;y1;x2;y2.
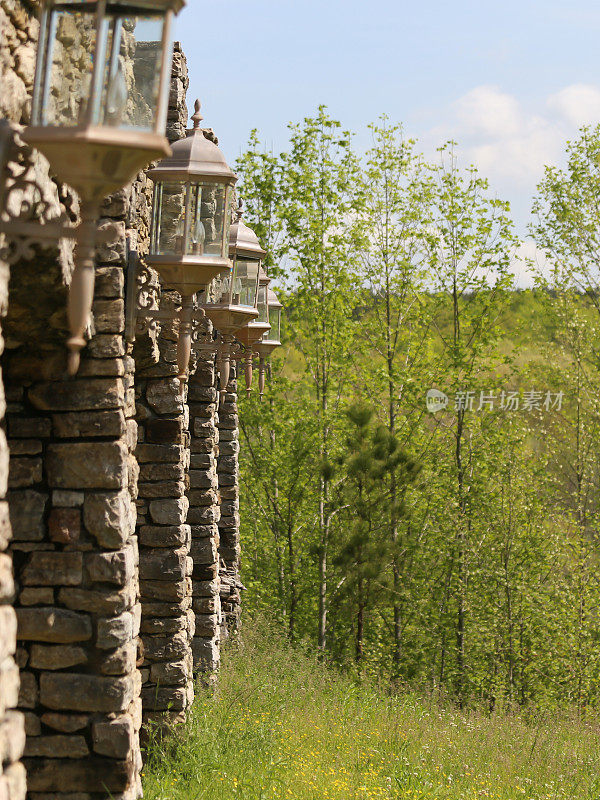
173;1;600;285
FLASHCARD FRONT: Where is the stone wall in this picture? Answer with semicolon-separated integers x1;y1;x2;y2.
0;3;245;796
188;353;221;673
217;365;242;638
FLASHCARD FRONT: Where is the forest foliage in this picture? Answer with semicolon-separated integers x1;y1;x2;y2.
234;111;600;710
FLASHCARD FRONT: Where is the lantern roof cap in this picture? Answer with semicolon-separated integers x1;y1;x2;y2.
148;99;237;184
267;288;282;308
258;264;270;286
229;200;266;259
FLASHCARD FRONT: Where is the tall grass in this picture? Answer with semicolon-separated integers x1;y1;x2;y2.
142;620;600;800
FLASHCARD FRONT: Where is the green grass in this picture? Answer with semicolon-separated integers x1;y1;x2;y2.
142;621;600;800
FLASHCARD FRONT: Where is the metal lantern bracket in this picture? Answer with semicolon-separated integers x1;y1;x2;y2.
125;246;220;360
0;121;80;264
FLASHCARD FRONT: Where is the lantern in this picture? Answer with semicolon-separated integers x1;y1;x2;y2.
235;265;271;396
21;0;185;373
255;288;282;398
146;99;237;382
25;0;183;201
201;203;260;393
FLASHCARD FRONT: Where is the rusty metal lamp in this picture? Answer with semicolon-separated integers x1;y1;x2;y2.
144;99;237;383
8;0;186;373
255;288;282;398
202;202;259;395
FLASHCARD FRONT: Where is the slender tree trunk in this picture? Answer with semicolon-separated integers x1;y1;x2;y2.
287;520;297;640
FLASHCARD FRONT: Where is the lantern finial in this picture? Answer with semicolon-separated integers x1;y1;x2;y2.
191;99;203;129
236;197;244;222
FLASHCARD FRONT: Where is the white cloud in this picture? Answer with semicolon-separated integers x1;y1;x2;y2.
417;83;600;234
546;84;600;128
453;86;522;138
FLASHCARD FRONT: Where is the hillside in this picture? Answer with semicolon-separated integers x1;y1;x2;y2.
142;621;600;800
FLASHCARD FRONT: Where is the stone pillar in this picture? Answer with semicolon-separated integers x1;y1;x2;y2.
5;233;143;799
135;304;194;728
187;354;220;674
217;364;242;638
0;259;26;800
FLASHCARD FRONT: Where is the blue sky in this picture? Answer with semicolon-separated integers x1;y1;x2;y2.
174;1;599;282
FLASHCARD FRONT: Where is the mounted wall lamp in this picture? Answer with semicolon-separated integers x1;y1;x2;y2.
0;0;185;373
235;265;271;396
255;288;282;398
129;99;237;384
201;202;260;396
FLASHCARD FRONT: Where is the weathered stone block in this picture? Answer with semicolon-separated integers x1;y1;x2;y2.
92;716;134;758
83;490;136;548
149;496;188;525
95;265;125;297
48;508;81;544
96;611;133;649
141;615;188;635
24;735;89;758
142;630;189;661
20;587;54;606
58;585;134;615
0;657;20;714
139;578;190;602
8;456;42;488
0;502;11;550
190;538;218;565
47;442;127;489
92;299;124;334
141;686;187;711
52;410;126;439
0;554;14;603
87;334;126;358
39;673;134;712
138;480;186;499
18;671;38;708
99;640;136;676
8;439;42;456
29;644;88;670
139;525;190;548
0;606;17;663
29;379;124;412
8;490;46;541
23;757;132;792
0;711;24;766
21;552;82;586
16;607;91;643
135;443;184;463
139;548;189;581
146;379;184;414
8;417;52;438
86;546;135;586
145;418;184;444
52;490;84;508
138;462;185;482
2;762;26;800
148;659;189;686
24;711;41;737
41;713;89;733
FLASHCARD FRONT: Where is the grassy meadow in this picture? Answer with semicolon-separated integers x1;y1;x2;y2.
142;620;600;800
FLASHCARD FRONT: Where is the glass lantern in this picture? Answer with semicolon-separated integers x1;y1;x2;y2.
24;0;184;201
267;288;282;343
146;100;237;295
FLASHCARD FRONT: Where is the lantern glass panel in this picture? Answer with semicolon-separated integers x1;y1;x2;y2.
268;306;281;341
232;259;259;307
257;285;268;323
32;2;168;132
150;181;230;258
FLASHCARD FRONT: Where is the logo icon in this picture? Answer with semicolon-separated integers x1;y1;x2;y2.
426;389;448;413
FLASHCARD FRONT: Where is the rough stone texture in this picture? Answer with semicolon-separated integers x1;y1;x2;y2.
188;359;221;672
217;368;243;639
134;324;194;723
0;12;235;797
0;6;28;795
